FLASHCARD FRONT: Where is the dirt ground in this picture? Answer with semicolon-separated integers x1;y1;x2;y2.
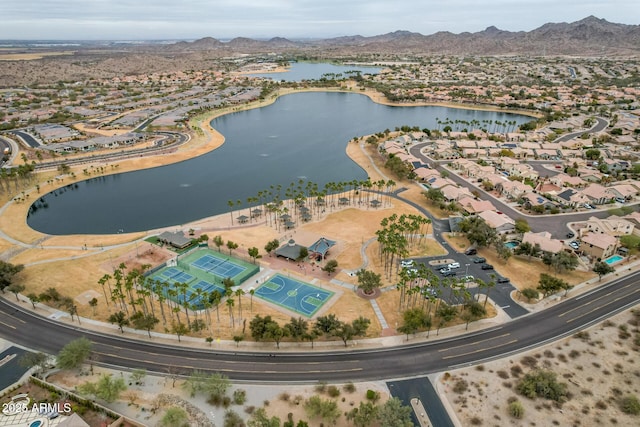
441;307;640;427
48;366;391;427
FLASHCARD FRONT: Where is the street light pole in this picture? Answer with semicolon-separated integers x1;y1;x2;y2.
465;263;470;276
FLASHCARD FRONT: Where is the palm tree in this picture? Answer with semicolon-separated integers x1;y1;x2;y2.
234;288;245;321
249;288;255;313
227;200;235;225
226;298;235;328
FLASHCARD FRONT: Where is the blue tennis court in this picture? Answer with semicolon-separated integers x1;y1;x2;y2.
159;267;193;284
192;280;226;296
255;274;333;317
192;253;246;279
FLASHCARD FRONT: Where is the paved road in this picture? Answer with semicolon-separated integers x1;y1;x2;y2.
388;377;455;427
10;130;41;148
1;269;638;382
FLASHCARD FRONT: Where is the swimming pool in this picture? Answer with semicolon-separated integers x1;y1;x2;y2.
505;241;519;249
605;254;624;265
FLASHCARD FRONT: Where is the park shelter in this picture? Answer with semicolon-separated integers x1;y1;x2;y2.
275;239;307;261
157;231;192;249
308;237;336;260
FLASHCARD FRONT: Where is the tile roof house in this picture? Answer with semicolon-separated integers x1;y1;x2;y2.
582;215;635;237
478;210;515;234
522;231;564;254
580;232;618;259
551;173;587;188
441;185;474;202
458;196;497;214
581;184;614;205
496;180;532;200
556;188;591;208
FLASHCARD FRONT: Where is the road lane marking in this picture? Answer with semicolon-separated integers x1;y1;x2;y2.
0;320;16;329
559;288;623;317
438;333;511;352
566;291;638;323
442;339;518;359
93;351;362;373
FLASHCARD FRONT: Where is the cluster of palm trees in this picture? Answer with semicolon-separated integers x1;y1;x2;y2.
97;262;256;340
0;163;35;199
227;177;397;230
435;117;520;134
375;213;432;279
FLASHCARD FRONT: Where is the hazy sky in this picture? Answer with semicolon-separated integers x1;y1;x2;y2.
2;0;638;40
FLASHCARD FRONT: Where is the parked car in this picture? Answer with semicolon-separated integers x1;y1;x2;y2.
473;257;486;264
442;269;457;277
615;197;626;204
583;203;594;209
447;262;461;269
439;267;451;274
566;232;574;238
497;277;510;283
400;260;415;268
481;264;494;270
464;248;477;256
462;275;475;282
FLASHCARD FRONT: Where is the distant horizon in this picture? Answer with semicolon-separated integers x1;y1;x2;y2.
1;0;638;41
0;15;637;44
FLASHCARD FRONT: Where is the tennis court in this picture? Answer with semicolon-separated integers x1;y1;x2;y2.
147;248;259;310
191;253;246;279
158;267;194;284
255;273;333;317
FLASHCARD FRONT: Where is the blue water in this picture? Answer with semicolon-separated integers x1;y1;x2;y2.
505;241;519;249
605;255;623;265
247;62;381;81
27;91;531;235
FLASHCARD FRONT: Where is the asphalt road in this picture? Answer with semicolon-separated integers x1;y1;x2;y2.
10;130;41;148
1;269;638;383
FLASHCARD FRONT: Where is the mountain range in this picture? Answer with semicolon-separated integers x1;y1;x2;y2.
166;16;640;56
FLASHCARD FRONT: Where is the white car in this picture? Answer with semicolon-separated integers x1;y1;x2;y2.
400;260;415;268
447;262;460;269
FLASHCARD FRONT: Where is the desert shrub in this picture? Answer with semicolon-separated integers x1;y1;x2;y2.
469;416;482;425
244;406;255;414
314;382;327;393
517;369;568;402
508;400;525;419
453;379;469;394
365;389;380;402
521;287;539;301
568;350;581;359
574;331;590;341
521;356;538;368
595;400;607;410
620;395;640;415
232;389;246;405
497;370;509;379
343;382;356;393
476;365;485;371
544;350;554;358
327;386;340;398
510;364;523;377
279;392;291;402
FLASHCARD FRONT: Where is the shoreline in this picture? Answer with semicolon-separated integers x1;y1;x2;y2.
0;86;536;249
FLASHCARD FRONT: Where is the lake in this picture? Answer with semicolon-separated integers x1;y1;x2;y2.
246;62;382;81
27;92;531;235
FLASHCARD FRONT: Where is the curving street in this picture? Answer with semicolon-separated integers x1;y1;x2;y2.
1;269;638;382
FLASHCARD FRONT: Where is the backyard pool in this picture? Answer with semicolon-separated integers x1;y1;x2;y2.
605;254;624;265
505;241;519;249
